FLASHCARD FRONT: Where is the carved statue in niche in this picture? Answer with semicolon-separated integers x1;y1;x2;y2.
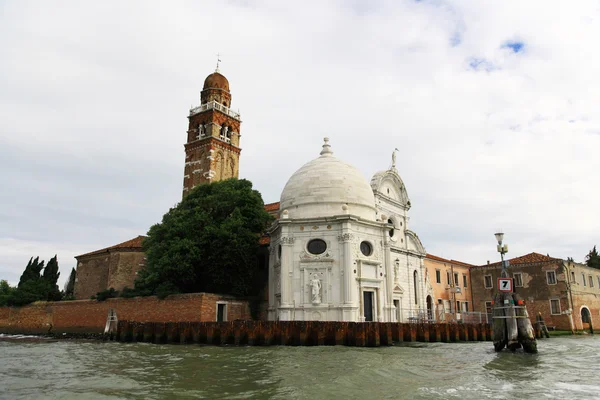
310;275;322;304
198;123;205;138
394;259;400;283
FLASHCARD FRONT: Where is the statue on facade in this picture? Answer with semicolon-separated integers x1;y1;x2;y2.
392;148;399;168
310;275;322;304
394;259;400;283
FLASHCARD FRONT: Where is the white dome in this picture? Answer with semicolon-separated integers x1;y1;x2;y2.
280;138;377;220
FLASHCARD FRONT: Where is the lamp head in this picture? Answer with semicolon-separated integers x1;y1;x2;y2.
494;232;504;244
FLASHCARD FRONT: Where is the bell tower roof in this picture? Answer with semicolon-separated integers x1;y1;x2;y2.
203;72;230;92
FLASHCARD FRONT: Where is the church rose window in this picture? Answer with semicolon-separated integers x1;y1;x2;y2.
307;239;327;255
360;241;373;256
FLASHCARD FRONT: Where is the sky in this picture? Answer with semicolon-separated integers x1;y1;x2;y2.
1;0;599;288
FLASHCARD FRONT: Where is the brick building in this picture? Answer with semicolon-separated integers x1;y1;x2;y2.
424;254;474;322
470;252;600;331
73;236;146;300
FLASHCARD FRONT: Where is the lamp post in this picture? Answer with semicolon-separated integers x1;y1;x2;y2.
495;232;509;278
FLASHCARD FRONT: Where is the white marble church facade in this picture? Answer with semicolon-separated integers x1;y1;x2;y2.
267;138;428;322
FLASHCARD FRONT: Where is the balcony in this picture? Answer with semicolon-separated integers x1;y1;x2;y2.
189;100;241;121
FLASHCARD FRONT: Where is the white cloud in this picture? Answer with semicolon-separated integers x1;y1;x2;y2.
1;0;599;286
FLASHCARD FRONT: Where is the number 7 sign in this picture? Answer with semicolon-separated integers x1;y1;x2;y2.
498;278;513;292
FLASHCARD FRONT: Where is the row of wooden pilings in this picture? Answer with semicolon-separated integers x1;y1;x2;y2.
116;321;493;346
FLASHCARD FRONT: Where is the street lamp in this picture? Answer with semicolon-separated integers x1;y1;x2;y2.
495;232;509;277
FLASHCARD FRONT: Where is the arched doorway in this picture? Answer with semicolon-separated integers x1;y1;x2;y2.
426;295;433;321
581;306;593;332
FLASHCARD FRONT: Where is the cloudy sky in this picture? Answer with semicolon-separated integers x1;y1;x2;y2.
1;0;599;287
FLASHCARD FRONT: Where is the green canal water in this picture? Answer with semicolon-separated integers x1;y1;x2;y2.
1;334;598;399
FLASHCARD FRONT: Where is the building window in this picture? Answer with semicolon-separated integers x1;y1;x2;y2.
436;269;441;284
550;299;561;315
571;271;576;284
454;273;459;286
307;239;327;255
589;275;594;288
462;302;469;313
546;271;557;285
388;219;395;238
582;273;586;287
217;303;227;322
485;301;493;314
360;241;373;256
597;276;600;288
513;273;523;287
463;274;468;288
447;271;451;285
484;275;493;288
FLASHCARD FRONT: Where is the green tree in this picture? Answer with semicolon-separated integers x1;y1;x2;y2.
135;178;273;298
42;255;62;301
63;268;76;299
585;246;600;270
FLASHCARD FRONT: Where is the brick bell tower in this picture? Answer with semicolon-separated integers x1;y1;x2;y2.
182;66;241;197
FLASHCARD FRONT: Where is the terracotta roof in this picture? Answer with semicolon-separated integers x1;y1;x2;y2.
482;252;561;267
264;202;280;212
76;236;146;258
426;253;475;268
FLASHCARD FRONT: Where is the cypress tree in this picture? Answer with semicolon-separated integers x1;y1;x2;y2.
63;268;76;299
42;255;62;301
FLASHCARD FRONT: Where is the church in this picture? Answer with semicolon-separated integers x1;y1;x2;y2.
74;67;431;323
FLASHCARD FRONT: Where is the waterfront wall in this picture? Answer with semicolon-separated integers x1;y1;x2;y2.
0;293;250;335
115;320;492;346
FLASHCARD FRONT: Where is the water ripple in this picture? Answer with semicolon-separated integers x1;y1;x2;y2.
1;335;600;399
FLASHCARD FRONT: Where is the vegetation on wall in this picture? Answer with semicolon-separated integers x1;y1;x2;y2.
132;178;273;299
585;246;600;269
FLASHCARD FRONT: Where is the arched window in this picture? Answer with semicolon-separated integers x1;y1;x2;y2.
413;270;418;305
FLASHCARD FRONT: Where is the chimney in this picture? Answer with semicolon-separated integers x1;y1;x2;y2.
487;260;490;265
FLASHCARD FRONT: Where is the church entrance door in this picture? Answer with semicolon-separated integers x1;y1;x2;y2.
364;291;374;322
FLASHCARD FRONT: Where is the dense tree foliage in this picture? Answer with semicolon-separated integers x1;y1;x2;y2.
4;255;64;306
586;246;600;270
0;280;15;306
18;257;44;287
42;255;62;301
134;179;273;298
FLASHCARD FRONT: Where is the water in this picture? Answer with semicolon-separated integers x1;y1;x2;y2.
1;335;599;399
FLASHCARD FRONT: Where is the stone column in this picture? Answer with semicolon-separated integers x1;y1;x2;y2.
339;230;353;304
383;235;394;322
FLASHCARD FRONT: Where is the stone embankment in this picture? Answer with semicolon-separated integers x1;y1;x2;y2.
116;320;492;346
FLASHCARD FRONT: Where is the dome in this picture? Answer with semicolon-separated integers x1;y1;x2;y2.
203;72;229;91
280;138;377;220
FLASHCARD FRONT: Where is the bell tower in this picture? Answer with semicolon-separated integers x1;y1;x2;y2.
182;67;241;197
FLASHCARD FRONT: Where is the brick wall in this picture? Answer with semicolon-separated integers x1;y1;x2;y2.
73;254;110;300
106;251;146;292
0;293;251;335
74;250;146;300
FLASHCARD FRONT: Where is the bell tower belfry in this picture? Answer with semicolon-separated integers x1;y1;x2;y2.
182;67;241;197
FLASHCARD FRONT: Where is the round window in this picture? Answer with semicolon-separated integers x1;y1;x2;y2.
360;241;373;256
307;239;327;255
388;219;395;237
